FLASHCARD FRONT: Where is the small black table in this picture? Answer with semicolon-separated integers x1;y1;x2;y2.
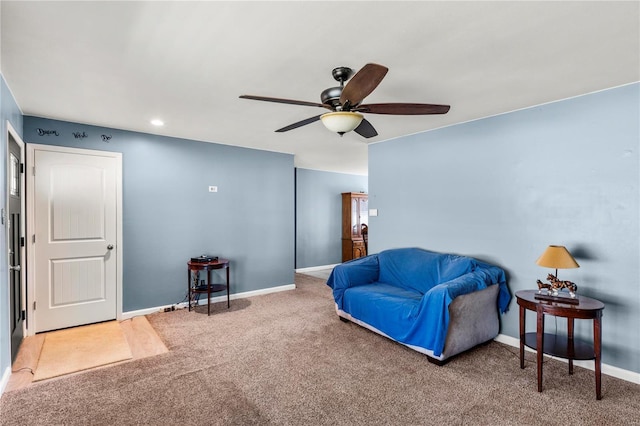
516;290;604;400
187;258;230;316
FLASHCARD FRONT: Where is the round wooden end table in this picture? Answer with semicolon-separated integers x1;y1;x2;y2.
516;290;604;400
187;258;230;316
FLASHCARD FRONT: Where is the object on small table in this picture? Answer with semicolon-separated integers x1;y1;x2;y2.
535;245;580;304
190;254;218;263
535;273;579;304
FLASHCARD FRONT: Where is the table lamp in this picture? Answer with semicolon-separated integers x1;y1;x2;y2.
535;245;580;303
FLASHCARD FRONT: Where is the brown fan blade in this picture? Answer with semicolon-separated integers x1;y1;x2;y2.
275;115;322;133
339;63;388;107
355;103;450;115
240;95;330;109
354;118;378;139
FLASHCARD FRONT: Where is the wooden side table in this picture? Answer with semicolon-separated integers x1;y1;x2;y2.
187;258;230;316
516;290;604;399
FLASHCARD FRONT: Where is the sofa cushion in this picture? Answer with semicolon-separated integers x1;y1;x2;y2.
343;283;423;336
328;254;380;309
377;248;475;294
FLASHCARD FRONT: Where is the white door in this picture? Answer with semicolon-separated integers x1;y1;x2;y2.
33;147;121;332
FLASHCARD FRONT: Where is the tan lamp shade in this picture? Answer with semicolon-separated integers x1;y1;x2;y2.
536;245;580;269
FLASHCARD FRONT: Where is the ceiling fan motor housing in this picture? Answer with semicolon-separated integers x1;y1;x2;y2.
321;67;354;110
321;86;344;109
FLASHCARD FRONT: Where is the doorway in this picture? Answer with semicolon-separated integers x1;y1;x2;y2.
26;144;123;334
7;124;25;361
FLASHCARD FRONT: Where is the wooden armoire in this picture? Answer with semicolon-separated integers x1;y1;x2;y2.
341;192;368;262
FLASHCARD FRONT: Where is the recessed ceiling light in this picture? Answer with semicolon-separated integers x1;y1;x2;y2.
150;119;164;126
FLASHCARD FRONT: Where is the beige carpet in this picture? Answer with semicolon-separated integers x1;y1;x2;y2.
33;321;133;382
2;274;639;425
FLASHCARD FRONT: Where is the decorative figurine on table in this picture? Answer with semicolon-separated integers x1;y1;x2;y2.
537;274;578;298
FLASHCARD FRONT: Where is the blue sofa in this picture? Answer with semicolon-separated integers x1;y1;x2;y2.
327;248;511;363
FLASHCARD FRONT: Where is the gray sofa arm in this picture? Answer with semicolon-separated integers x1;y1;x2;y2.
441;284;500;360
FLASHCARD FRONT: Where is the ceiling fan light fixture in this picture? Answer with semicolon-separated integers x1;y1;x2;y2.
320;111;363;135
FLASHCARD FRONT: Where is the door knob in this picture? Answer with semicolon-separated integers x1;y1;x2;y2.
107;245;114;250
9;265;21;272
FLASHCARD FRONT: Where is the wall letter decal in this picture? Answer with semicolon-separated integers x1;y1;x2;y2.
37;128;59;136
72;132;88;139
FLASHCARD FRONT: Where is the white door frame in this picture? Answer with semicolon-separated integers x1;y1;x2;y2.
5;122;26;343
26;143;123;336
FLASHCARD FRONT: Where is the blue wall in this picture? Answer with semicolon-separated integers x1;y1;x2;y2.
0;74;24;386
369;83;640;373
23;116;295;312
295;168;367;269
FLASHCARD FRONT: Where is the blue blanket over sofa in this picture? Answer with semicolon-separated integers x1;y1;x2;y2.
327;248;510;357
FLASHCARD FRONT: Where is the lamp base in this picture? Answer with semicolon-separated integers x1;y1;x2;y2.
534;292;579;305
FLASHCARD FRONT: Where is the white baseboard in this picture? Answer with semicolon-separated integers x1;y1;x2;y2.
121;283;296;320
0;365;12;396
494;333;640;385
295;264;338;273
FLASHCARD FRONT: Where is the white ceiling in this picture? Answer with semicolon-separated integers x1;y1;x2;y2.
2;1;638;175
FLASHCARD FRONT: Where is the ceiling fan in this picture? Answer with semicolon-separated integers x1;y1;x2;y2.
239;63;450;138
